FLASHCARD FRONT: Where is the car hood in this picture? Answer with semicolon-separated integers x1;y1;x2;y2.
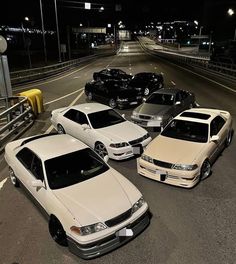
97;121;147;143
135;103;172;117
145;135;205;165
52;169;135;226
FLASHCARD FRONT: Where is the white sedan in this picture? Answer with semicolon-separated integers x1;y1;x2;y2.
5;134;150;259
51;103;152;160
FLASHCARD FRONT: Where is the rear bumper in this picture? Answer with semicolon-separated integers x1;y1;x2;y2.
67;210;150;259
117;100;142;109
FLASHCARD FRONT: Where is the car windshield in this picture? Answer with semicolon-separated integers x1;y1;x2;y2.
45;148;109;190
161;119;208;143
88;109;125;129
146;93;175;105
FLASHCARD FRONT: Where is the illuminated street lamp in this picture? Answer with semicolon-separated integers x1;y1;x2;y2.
21;16;32;68
228;8;234;16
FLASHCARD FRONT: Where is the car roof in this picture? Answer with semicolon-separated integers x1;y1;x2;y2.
175;108;228;124
71;103;111;114
25;134;89;161
153;88;183;95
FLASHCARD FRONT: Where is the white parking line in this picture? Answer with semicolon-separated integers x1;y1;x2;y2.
45;89;85;134
12;64;92;92
171;81;176;86
44;87;84;106
0;178;8;190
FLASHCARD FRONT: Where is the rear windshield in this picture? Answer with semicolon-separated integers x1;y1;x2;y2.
146;93;174;105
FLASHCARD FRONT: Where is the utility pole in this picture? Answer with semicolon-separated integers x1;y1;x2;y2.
54;0;61;62
39;0;47;65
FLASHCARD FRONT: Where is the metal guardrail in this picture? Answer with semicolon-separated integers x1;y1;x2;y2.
139;38;236;81
0;96;34;152
10;50;116;86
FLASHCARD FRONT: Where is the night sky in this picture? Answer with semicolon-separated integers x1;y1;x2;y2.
1;0;236;40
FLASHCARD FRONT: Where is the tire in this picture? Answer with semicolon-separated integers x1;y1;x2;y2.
95;142;108;158
225;130;233;147
87;92;93;101
189;103;193;109
158;82;163;89
108;98;117;108
57;124;65;134
200;159;211;180
49;216;67;246
9;167;20;187
144;88;150;96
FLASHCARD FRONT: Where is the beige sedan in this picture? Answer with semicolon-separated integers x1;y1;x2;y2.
137;108;233;188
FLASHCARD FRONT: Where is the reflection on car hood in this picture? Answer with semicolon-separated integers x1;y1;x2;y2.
52;170;133;226
97;121;147;143
145;135;205;165
135;103;172;117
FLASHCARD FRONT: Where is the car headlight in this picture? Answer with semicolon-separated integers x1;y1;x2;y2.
70;222;107;236
155;116;163;121
110;142;129;148
141;154;153;163
117;97;128;102
142;133;150;140
132;197;145;214
172;164;198;171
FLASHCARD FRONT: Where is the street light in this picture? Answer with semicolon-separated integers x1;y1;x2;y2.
39;0;47;65
198;26;203;54
21;17;32;68
227;8;236;40
54;0;61;62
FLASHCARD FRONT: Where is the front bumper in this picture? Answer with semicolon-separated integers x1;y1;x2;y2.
131;116;166;128
67;210;150;259
137;158;200;188
117;99;142;109
107;137;152;160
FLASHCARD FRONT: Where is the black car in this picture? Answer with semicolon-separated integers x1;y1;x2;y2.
93;68;132;81
85;80;142;109
128;72;164;96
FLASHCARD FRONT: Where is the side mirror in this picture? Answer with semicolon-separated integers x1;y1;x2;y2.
142;98;146;103
82;124;90;130
210;135;219;142
104;155;109;163
175;101;181;105
32;180;44;188
122;114;126;118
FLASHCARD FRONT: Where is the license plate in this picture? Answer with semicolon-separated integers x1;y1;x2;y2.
116;227;133;237
130;101;138;105
132;144;143;155
156;170;167;181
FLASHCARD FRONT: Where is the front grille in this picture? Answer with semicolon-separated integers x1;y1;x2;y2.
153;159;173;169
105;208;132;227
129;136;144;146
138;115;152;120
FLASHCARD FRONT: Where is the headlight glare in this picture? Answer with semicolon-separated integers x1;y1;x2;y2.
132;197;145;214
141;154;153;163
110;142;129;148
172;164;198;171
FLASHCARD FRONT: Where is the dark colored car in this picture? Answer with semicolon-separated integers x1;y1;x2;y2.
131;88;196;129
93;68;132;81
128;72;164;96
85;80;142;109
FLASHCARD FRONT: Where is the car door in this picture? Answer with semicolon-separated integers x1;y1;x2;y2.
61;109;93;147
95;82;108;103
174;92;186;114
15;148;48;211
208;116;227;161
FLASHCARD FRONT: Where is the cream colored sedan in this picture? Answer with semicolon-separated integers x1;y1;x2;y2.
137;108;233;188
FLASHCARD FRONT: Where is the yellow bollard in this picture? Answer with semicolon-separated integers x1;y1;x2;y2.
17;89;44;116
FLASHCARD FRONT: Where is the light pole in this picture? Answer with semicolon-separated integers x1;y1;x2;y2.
39;0;47;65
21;17;32;68
198;26;203;54
208;31;213;54
227;8;236;40
54;0;61;62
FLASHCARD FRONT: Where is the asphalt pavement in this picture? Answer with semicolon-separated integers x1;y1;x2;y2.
0;41;235;264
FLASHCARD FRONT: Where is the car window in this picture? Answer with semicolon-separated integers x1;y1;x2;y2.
210;116;226;136
175;92;182;102
17;147;34;169
76;111;89;125
31;155;44;181
146;93;175;105
64;109;79;122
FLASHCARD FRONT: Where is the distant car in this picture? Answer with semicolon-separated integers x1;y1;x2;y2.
85;79;142;109
128;72;164;96
51;103;152;160
137;108;233;188
93;68;132;81
5;134;150;259
131;88;196;129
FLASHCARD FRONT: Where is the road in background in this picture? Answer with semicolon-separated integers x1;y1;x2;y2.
0;42;235;264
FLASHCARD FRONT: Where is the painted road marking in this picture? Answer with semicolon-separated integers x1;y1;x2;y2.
171;81;176;86
44;87;84;105
0;178;8;190
45;89;85;134
12;63;93;92
161;72;164;75
73;76;80;79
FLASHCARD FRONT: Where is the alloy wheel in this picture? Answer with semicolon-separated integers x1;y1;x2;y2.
57;124;65;134
201;160;211;180
9;167;19;187
109;99;117;108
95;143;108;158
88;92;93;101
144;88;150;96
